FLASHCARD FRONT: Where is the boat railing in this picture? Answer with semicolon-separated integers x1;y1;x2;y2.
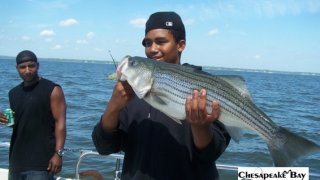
1;142;319;179
75;150;238;180
75;150;320;180
75;150;125;180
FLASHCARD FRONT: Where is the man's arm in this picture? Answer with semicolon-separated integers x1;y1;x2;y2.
185;89;220;149
186;89;230;162
48;86;67;174
101;81;134;131
92;81;133;154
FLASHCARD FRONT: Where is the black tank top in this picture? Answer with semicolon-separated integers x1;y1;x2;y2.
9;78;58;172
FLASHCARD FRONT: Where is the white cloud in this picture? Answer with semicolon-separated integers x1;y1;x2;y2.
197;0;320;19
75;32;94;45
40;29;55;38
208;28;219;36
254;55;261;59
59;18;79;27
115;39;127;44
21;36;31;41
86;32;95;39
53;44;62;49
184;18;195;26
76;39;88;44
45;38;53;42
129;18;146;28
94;48;104;52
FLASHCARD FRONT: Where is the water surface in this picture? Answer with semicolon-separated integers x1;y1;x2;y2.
0;59;319;179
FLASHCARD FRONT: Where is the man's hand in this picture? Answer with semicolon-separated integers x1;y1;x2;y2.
109;81;135;111
47;154;62;174
101;81;135;131
185;89;220;150
185;89;220;126
0;112;8;125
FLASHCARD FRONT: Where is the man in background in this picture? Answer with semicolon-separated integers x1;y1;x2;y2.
0;50;67;180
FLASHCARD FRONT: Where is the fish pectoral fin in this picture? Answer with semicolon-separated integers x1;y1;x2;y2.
150;94;167;105
169;116;182;125
224;126;243;143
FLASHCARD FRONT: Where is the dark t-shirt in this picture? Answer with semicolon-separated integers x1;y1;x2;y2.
9;78;57;172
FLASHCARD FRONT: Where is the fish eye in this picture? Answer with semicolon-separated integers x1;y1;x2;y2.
129;59;138;67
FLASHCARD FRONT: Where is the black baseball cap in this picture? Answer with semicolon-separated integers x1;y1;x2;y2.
143;11;185;45
16;50;38;65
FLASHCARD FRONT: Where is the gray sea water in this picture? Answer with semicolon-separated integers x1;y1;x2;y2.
0;58;319;179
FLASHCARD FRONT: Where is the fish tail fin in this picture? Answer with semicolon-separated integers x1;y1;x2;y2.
268;127;320;167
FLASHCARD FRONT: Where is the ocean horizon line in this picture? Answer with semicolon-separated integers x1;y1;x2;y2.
1;55;319;76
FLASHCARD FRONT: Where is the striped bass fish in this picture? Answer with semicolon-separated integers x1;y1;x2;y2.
116;55;320;167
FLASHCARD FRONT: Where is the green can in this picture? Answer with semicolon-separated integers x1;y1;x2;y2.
4;108;15;126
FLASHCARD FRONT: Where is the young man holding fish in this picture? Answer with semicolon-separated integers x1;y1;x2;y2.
92;12;230;179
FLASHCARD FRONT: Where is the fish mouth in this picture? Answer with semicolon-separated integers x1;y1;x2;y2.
116;55;131;80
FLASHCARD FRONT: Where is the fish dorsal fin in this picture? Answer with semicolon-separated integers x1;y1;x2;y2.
182;65;252;100
218;75;252;100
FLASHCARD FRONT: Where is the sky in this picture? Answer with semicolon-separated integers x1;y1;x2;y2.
1;0;320;73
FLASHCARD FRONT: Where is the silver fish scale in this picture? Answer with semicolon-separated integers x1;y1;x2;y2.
150;61;280;142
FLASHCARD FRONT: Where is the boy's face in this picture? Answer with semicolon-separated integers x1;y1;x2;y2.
143;29;185;64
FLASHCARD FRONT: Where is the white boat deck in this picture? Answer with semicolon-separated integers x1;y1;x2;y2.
0;168;8;179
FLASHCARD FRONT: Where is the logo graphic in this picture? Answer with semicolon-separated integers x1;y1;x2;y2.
238;167;309;180
166;21;173;27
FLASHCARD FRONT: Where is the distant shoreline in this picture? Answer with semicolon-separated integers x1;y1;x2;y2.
1;55;319;76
